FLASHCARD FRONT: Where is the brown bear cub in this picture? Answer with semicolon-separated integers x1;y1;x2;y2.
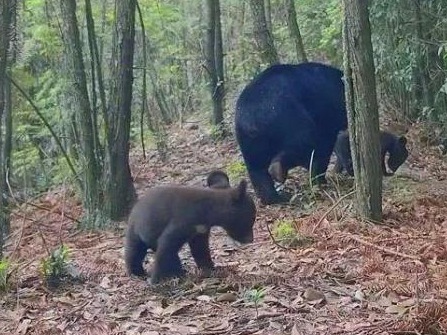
206;170;231;188
125;177;256;284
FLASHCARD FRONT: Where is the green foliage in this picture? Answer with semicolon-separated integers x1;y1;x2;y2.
208;124;226;141
245;287;267;304
40;245;71;283
370;1;447;130
0;259;11;291
272;219;312;248
244;286;267;318
290;0;342;65
226;160;247;181
273;219;296;240
79;209;111;230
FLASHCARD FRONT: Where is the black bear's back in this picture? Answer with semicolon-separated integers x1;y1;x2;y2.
235;62;347;136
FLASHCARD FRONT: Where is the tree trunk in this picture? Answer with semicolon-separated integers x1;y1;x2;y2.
205;0;225;127
59;0;103;227
264;0;272;33
285;0;307;62
104;0;137;220
248;0;279;65
0;0;12;257
413;0;431;110
343;0;382;222
3;1;15;198
85;0;106;164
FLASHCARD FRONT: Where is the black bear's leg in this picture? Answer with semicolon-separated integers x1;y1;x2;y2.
312;139;337;184
333;157;344;174
188;232;214;274
150;225;189;284
125;228;149;277
248;168;284;205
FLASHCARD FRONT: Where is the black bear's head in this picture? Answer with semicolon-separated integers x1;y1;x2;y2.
223;180;256;244
388;136;409;173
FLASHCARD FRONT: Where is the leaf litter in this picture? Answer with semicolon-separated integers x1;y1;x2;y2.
2;121;447;334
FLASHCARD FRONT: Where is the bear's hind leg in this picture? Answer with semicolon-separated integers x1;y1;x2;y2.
125;229;149;277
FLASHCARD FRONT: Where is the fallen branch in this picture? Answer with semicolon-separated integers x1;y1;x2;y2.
265;221;292;251
344;233;422;262
312;190;355;233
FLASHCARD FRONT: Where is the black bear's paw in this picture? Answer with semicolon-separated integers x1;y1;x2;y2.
260;192;291;205
197;265;215;278
127;265;147;278
149;267;186;285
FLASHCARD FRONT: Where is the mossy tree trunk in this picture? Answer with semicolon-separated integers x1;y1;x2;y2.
343;0;382;222
59;0;103;227
248;0;279;65
285;0;307;63
104;0;137;220
0;0;13;256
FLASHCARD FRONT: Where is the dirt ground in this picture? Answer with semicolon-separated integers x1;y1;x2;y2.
1;120;447;335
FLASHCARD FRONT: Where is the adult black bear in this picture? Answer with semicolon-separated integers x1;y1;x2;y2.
125;180;256;284
206;170;230;189
334;130;409;176
235;62;347;204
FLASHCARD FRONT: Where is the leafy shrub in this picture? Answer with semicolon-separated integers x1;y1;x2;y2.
0;259;11;291
272;219;312;248
226;160;247;181
40;244;71;286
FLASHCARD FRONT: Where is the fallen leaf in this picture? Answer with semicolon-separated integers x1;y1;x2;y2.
354;289;366;301
400;298;416;307
16;318;31;335
343;321;371;332
196;295;212;302
100;276;111;289
291;323;303;335
385;304;408;316
303;288;325;302
216;292;238;302
162;302;195;316
202;319;230;332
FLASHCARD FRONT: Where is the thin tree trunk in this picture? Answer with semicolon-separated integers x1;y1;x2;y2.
59;0;102;226
285;0;307;62
3;1;16;199
205;0;225;127
343;0;382;222
264;0;272;33
0;0;12;256
248;0;279;65
104;0;137;220
136;1;147;159
84;0;104;165
413;0;431;110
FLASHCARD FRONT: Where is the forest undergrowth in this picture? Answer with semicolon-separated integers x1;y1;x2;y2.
1;119;447;335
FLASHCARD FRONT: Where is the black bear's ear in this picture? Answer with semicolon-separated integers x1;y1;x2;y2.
233;179;247;202
398;136;407;146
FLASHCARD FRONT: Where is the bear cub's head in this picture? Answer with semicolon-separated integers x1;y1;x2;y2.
221;179;256;244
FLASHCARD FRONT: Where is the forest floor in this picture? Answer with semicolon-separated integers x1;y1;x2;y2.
2;118;447;335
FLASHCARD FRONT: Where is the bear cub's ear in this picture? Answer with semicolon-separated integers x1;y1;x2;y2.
398;136;407;146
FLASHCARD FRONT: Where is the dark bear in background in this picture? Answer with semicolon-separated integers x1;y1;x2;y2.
206;170;230;189
334;130;409;176
125;180;256;284
235;62;347;204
